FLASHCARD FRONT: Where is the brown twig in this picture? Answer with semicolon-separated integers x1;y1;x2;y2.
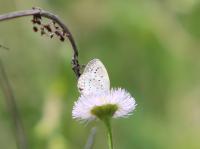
0;8;81;78
0;58;28;149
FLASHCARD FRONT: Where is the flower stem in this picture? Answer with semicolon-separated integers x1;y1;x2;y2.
103;118;113;149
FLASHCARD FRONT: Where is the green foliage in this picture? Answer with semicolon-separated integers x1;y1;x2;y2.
0;0;200;149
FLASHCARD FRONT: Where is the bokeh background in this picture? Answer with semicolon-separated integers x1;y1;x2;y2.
0;0;200;149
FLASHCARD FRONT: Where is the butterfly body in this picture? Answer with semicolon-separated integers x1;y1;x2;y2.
77;59;110;96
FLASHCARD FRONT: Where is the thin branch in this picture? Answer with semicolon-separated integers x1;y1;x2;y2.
0;58;28;149
0;8;81;78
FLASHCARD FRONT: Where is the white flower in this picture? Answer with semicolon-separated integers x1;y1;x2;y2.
72;58;136;121
72;88;136;121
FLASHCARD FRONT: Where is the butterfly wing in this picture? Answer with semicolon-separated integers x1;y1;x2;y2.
77;59;110;96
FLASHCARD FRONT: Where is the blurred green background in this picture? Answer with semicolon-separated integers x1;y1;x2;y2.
0;0;200;149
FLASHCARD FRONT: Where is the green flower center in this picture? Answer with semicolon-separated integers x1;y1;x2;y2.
91;104;118;120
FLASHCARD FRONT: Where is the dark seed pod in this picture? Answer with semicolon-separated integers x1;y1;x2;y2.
36;20;41;25
50;33;54;38
34;14;41;19
32;14;41;25
55;30;60;36
40;27;45;35
33;26;38;32
53;22;59;30
41;30;45;35
44;24;52;32
60;36;65;41
31;19;36;24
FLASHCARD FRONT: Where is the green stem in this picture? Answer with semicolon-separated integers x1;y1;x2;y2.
103;118;113;149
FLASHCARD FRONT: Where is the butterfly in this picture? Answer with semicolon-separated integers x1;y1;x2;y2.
77;59;110;96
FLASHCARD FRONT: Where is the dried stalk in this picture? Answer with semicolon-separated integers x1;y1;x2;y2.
0;59;28;149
